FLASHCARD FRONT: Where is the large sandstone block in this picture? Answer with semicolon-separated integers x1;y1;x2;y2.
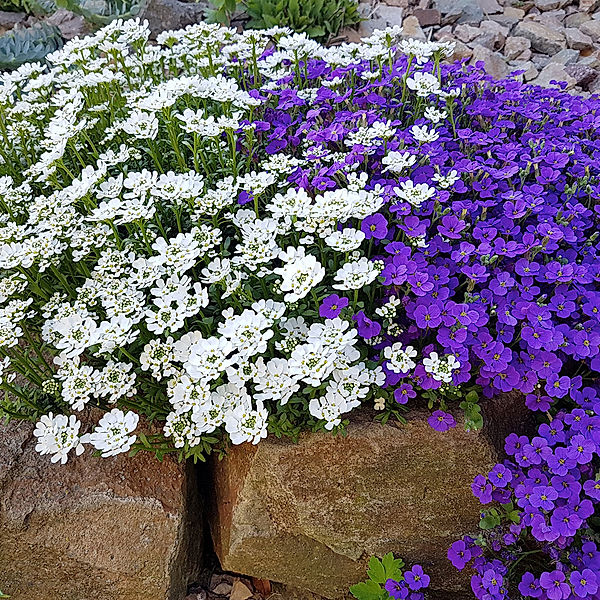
209;395;530;599
0;419;202;600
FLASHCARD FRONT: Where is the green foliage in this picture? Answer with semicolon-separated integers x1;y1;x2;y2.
479;502;521;530
0;0;55;15
0;22;62;70
56;0;144;25
205;0;238;25
245;0;361;40
350;554;404;600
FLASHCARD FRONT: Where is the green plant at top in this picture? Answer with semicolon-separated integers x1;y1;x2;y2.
55;0;145;26
0;22;62;70
246;0;361;40
0;0;56;16
207;0;361;41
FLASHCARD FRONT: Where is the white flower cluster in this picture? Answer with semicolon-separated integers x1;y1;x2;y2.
0;19;457;463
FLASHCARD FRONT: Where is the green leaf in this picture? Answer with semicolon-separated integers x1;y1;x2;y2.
381;552;404;581
367;556;386;584
349;580;385;600
56;0;146;25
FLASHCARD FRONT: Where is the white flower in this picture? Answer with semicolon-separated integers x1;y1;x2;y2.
254;358;300;404
185;336;235;381
410;124;439;143
423;352;460;383
87;409;139;457
406;71;441;97
381;151;417;174
34;412;86;464
225;400;269;445
333;257;380;290
324;228;365;252
273;247;325;302
393;180;436;207
384;343;418;374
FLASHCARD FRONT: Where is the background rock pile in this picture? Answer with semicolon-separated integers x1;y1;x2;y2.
356;0;600;93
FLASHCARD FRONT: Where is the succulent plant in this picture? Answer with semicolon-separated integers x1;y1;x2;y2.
0;22;63;70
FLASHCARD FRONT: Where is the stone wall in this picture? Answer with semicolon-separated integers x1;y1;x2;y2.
0;419;203;600
208;395;531;599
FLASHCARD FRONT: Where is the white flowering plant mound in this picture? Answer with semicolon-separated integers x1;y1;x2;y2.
0;19;459;464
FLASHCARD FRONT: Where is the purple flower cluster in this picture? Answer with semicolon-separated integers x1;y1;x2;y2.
385;564;431;599
449;403;600;599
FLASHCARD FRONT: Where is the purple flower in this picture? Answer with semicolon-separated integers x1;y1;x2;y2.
319;294;348;319
385;579;408;599
404;565;430;591
540;570;571;600
570;569;598;598
519;572;542;598
353;311;381;339
447;540;471;570
427;410;456;432
361;214;388;240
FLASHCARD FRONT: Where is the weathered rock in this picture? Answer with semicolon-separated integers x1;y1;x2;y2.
0;10;26;32
0;419;202;600
580;19;600;42
534;0;560;10
471;43;510;78
209;398;531;599
376;4;404;26
491;5;525;27
433;24;453;39
533;62;578;87
565;63;598;86
564;12;592;27
504;36;531;60
443;37;474;60
512;60;539;81
550;48;581;65
454;23;481;43
514;20;567;54
434;0;484;25
580;0;600;11
476;0;502;14
45;8;88;40
401;15;426;40
413;8;441;26
565;27;594;49
473;19;508;50
139;0;209;36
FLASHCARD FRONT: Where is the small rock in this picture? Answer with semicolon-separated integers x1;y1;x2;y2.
533;62;577;88
413;7;441;26
45;8;88;40
477;19;508;48
476;0;502;14
471;43;510;79
401;15;426;40
439;35;473;60
580;19;600;42
454;23;481;43
433;24;453;39
565;63;598;87
504;36;531;60
434;0;484;25
565;27;593;50
531;53;551;69
534;0;559;10
139;0;208;37
212;582;233;596
514;20;566;54
580;0;600;11
0;10;26;29
490;6;525;27
230;581;253;600
550;48;581;65
564;12;591;28
564;12;591;27
520;61;540;81
377;4;404;25
578;53;600;68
